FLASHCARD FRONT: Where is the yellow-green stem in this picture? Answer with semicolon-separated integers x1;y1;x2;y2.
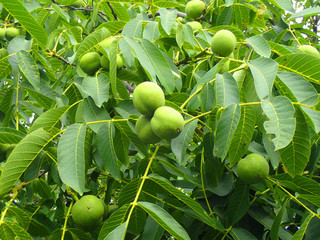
61;201;74;240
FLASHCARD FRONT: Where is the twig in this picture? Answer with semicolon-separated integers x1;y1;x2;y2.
122;81;134;93
51;0;108;22
107;2;118;21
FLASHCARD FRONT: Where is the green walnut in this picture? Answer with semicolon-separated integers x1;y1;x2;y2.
0;28;5;40
298;45;320;58
151;106;184;140
132;82;165;117
79;52;101;75
72;195;105;232
71;0;82;7
211;30;236;57
5;27;20;41
100;54;123;70
185;0;206;19
136;115;161;144
100;36;116;49
237;153;269;184
186;21;203;31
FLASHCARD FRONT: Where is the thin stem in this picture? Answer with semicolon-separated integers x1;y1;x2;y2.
61;201;74;240
15;75;19;130
200;148;214;216
184;111;211;124
124;146;160;231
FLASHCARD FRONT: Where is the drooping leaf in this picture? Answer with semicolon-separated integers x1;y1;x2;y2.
139;38;175;93
288;7;320;20
0;128;52;197
57;123;87;195
300;107;320;134
215;73;240;107
0;0;48;49
96;122;121;180
248;58;278;100
226;180;250;226
270;198;290;240
246;35;271;58
261;96;295;150
171;119;198;165
137;201;191;240
82;73;110;108
214;104;241;160
229;106;256;166
159;8;176;35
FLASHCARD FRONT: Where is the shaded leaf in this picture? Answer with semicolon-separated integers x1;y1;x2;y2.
0;129;52;197
137;202;191;240
215;73;240;107
246;35;271;58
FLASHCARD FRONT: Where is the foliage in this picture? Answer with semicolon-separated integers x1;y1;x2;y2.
0;0;320;239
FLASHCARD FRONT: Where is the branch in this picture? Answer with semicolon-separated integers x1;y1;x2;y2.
51;0;108;22
107;2;118;21
122;81;134;93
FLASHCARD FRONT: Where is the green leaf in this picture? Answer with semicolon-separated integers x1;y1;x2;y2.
159;8;176;35
143;22;160;41
246;35;271;58
171;120;198;165
0;128;52;197
270;198;290;240
113;120;148;157
301;107;320;133
17;50;41;91
297;194;320;208
226;180;250;226
146;175;216;228
261;96;295;150
109;38;118;97
104;222;127;240
276;72;318;107
97;21;127;35
0;128;24;145
82;73;110;108
123;36;156;83
98;204;130;240
276;54;320;84
83;97;111;133
248;58;278;100
30;106;69;132
230;227;257;240
269;0;294;12
7;206;30;230
0;221;33;240
57;123;87;195
118;178;140;208
137;201;191;240
96;122;121;180
67;228;94;240
288;7;320;20
279;107;311;176
0;0;48;49
123;19;142;38
128;207;147;235
199;82;215;112
229;106;256;166
139;38;175;93
214;104;241;160
32;178;52;199
290;213;313;240
141;216;165;240
215;73;240;107
76;28;111;59
110;3;130;22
